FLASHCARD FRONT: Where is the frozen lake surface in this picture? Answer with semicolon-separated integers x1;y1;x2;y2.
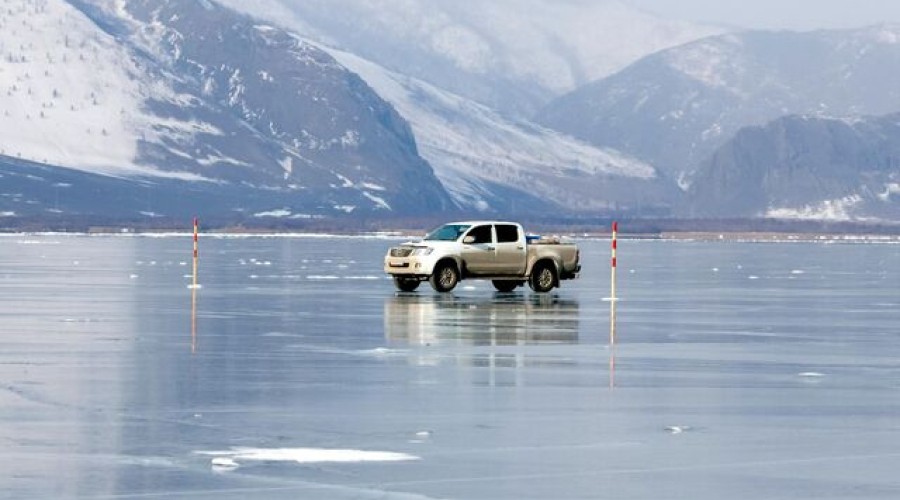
1;234;899;499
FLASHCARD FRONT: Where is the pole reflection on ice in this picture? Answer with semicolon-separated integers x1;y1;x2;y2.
191;285;197;354
609;345;616;390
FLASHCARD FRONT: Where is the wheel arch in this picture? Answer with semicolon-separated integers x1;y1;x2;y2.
432;256;462;276
527;257;561;284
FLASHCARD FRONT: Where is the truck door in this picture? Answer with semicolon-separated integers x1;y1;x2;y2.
461;224;495;275
493;224;526;275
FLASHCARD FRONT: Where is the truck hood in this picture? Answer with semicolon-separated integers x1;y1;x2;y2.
398;240;458;249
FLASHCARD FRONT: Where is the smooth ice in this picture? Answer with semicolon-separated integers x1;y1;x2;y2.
1;235;899;499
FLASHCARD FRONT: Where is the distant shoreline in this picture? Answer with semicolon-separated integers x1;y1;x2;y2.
2;229;898;244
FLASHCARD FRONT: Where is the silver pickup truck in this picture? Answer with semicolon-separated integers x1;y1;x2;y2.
384;221;581;293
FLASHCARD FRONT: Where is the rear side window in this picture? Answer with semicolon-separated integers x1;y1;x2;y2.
466;225;493;244
495;224;519;243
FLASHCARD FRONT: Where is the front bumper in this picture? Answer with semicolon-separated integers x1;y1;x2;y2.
384;255;438;276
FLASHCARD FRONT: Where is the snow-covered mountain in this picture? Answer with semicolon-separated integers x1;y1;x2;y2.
1;0;455;220
0;0;190;178
326;47;681;215
538;26;900;186
688;114;900;221
2;0;689;222
219;0;720;116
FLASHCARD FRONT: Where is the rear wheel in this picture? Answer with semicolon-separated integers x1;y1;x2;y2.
529;262;556;293
492;280;520;293
429;262;459;293
393;276;420;292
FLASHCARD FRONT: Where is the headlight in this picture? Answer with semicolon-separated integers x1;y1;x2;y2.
411;247;434;256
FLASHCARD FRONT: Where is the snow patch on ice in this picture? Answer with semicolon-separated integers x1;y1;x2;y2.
197;447;419;468
361;347;405;356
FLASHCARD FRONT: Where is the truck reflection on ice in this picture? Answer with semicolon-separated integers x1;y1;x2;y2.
384;292;579;346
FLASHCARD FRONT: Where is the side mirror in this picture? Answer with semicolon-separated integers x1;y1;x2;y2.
463;236;475;244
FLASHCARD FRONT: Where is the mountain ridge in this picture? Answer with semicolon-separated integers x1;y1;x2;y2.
688;113;900;221
537;25;900;184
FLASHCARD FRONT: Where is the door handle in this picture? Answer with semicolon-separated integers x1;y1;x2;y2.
486;246;495;251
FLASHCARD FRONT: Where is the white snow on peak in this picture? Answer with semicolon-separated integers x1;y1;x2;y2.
279;155;293;180
0;0;217;179
362;191;391;210
325;46;656;210
253;208;291;218
220;0;721;96
877;182;900;202
874;25;900;45
766;194;864;221
0;0;143;172
666;36;744;89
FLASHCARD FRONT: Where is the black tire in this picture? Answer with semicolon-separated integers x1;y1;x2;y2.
492;280;520;293
393;276;420;292
529;262;556;293
429;261;459;293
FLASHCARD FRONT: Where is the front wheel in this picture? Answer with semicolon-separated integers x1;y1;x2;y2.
393;276;420;292
529;262;556;293
429;262;459;293
492;280;521;293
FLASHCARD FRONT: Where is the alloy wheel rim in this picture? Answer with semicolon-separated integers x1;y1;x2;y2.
539;269;553;289
441;268;455;287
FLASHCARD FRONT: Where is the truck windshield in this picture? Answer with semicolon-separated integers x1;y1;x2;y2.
424;224;471;241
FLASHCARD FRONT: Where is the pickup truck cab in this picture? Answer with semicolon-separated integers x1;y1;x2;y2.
384;221;580;293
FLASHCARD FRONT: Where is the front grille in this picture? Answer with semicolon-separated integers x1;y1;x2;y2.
391;247;413;258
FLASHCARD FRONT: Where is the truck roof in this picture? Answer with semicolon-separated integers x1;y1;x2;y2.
442;221;521;226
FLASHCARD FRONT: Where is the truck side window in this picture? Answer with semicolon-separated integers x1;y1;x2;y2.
466;225;493;244
495;224;519;243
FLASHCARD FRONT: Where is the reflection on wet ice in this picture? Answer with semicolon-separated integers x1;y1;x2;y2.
384;292;579;346
384;292;582;385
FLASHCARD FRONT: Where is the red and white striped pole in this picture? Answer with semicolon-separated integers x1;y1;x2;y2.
191;217;200;354
610;221;618;346
192;217;199;289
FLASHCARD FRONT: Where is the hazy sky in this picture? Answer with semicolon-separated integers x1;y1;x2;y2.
627;0;899;30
